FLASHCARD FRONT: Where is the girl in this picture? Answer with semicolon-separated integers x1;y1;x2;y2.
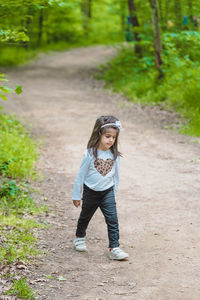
72;115;128;260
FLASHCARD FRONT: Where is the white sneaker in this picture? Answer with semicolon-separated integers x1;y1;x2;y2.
109;247;129;260
74;237;87;252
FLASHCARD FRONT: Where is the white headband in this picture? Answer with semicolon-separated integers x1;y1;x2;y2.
101;120;123;131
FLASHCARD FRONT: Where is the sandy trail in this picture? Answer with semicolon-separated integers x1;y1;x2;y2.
3;46;200;300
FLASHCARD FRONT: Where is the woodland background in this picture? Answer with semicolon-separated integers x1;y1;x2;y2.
1;0;200;135
0;1;200;297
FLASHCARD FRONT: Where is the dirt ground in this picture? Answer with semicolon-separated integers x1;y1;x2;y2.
2;46;200;300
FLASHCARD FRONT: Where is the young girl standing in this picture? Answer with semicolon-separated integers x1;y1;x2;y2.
72;115;128;260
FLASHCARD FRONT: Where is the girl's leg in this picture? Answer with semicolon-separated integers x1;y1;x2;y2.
76;186;100;238
100;187;119;248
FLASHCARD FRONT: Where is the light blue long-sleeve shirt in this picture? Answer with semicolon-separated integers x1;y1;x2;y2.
72;148;120;200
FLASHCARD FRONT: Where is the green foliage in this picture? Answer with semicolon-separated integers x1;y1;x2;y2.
0;29;29;42
0;0;124;67
0;111;38;179
0;179;40;215
0;179;21;198
5;277;36;299
15;85;23;95
0;74;9;101
98;31;200;136
0;109;46;266
0;193;46;264
97;45;157;103
0;223;40;263
0;47;37;67
163;31;200;61
0;73;22;100
1;0;200;138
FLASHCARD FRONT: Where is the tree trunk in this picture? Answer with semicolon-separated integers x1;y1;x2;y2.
127;0;142;56
82;0;92;35
38;8;44;46
164;0;169;27
158;0;164;29
149;0;163;77
174;0;182;30
188;0;193;23
88;0;92;18
120;0;126;33
25;6;34;48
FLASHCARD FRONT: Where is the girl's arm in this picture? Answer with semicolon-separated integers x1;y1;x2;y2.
72;150;91;201
113;156;120;196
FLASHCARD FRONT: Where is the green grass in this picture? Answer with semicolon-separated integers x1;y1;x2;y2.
0;43;79;67
0;225;40;263
0;177;48;263
0;108;48;299
0;179;46;215
5;277;36;299
0;192;48;262
0;110;39;179
0;46;37;67
97;44;200;137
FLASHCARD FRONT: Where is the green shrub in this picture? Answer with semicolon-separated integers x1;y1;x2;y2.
0;111;38;179
0;46;37;67
0;109;47;266
98;36;200;136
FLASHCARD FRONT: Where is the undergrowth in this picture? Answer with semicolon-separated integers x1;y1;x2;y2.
0;35;123;67
97;31;200;137
0;108;47;298
0;108;39;179
0;46;37;67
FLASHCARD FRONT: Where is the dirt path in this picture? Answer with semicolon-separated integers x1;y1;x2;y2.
3;46;200;300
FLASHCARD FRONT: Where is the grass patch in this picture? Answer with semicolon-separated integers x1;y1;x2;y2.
0;225;40;263
0;45;37;67
0;43;78;67
0;107;48;299
0;177;48;263
0;109;39;179
5;277;36;299
0;179;41;215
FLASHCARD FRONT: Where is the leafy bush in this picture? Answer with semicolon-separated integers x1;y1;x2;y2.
98;31;200;136
0;111;38;179
0;109;47;266
163;31;200;62
0;46;37;67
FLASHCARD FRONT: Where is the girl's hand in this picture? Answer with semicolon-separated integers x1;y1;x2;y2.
73;200;81;207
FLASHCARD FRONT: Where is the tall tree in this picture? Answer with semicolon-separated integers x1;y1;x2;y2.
158;0;164;29
82;0;92;35
149;0;163;76
38;7;44;46
127;0;142;56
174;0;182;30
120;0;127;33
188;0;193;23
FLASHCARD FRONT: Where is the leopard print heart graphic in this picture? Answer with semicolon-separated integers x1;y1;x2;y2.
94;158;114;176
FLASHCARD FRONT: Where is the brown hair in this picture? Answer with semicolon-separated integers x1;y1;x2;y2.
87;115;122;160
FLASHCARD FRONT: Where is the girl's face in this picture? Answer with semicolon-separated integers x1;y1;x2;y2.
98;127;118;151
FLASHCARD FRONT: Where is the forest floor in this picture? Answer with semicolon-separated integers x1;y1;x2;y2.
2;45;200;300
